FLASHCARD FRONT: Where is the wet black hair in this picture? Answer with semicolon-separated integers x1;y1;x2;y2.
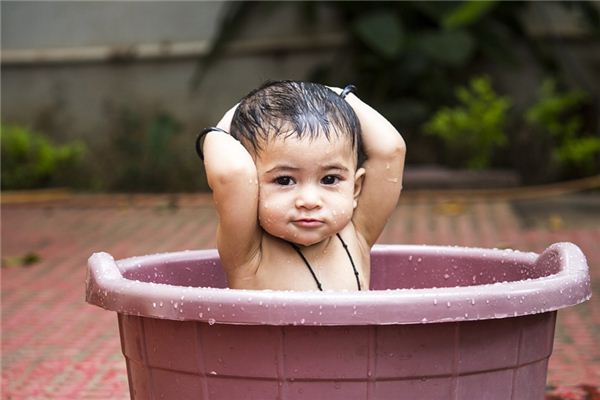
230;81;365;166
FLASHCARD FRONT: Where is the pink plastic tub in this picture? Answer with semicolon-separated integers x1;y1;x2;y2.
86;243;590;399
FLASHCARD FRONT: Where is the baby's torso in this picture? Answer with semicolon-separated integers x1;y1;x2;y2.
227;227;370;291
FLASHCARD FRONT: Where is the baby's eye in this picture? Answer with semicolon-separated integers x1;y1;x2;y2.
321;175;340;185
275;176;295;186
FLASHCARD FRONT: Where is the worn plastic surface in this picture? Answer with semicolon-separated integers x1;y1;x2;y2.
86;243;591;399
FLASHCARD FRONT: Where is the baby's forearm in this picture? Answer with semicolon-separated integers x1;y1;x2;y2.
345;93;406;160
204;103;257;189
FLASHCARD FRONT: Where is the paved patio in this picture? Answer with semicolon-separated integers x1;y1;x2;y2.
1;191;599;398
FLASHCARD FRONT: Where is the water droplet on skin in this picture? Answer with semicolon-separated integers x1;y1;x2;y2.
152;302;157;308
208;318;216;325
447;302;451;308
443;274;450;279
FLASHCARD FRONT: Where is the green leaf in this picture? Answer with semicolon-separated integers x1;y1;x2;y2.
353;11;404;59
416;30;474;66
443;1;497;30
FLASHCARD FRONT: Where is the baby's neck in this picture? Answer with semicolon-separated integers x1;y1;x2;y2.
285;234;336;254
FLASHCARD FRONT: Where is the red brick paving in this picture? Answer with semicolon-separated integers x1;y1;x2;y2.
1;192;598;398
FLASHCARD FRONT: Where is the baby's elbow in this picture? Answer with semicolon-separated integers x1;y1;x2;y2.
208;159;256;188
392;135;406;157
382;135;406;160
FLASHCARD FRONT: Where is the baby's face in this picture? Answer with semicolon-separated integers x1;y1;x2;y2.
254;133;363;247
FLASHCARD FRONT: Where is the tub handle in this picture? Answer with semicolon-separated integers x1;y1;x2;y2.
86;252;124;308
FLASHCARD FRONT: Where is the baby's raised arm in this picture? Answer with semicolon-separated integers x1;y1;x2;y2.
345;93;406;246
202;106;261;274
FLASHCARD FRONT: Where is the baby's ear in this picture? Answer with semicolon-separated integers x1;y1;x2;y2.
353;168;366;205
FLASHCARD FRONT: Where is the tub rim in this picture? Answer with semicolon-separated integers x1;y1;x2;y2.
86;242;591;326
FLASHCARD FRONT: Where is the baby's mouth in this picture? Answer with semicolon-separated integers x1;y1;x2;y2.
293;218;324;228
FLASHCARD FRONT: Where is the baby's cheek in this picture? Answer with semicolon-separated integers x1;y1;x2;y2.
258;202;284;232
331;202;354;225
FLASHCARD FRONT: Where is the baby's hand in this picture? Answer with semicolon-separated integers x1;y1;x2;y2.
216;104;239;132
326;86;343;96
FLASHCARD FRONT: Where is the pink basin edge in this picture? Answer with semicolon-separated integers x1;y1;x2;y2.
86;242;591;326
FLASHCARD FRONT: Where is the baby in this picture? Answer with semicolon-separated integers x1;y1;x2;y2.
199;81;405;291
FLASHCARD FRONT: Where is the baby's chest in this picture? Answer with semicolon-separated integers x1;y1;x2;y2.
257;248;368;291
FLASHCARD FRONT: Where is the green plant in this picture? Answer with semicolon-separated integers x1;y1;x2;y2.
423;76;511;169
1;124;85;190
525;79;600;176
100;108;192;192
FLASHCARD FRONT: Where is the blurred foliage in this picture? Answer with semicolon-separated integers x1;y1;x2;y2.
200;1;599;183
1;252;41;268
96;108;199;192
1;124;86;190
423;76;511;169
525;79;600;177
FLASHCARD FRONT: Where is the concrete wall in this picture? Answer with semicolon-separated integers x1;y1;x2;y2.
1;1;342;135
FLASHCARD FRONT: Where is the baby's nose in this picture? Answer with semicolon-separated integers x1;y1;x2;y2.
295;187;322;209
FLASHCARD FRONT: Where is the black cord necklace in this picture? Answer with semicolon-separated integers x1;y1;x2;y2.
289;233;361;291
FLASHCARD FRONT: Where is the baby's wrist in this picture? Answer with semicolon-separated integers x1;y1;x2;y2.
340;84;356;99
